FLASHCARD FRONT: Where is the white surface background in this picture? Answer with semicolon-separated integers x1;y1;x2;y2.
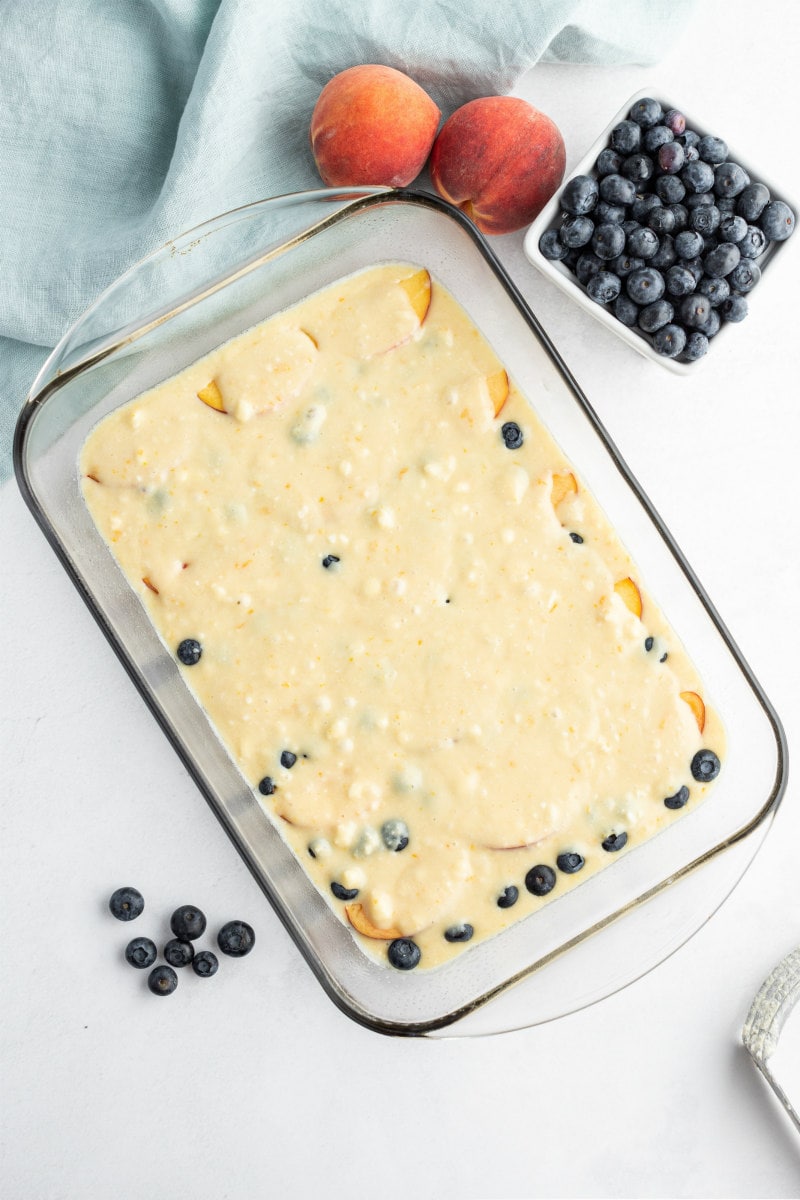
3;3;800;1196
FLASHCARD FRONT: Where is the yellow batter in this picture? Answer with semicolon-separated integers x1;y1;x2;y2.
80;263;723;969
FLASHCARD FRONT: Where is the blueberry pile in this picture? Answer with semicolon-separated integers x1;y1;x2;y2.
539;97;795;362
108;889;255;996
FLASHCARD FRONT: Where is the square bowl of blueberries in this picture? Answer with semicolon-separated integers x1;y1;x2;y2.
524;90;796;373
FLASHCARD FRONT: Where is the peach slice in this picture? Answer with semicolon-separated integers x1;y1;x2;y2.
312;266;431;359
550;471;577;508
614;576;643;619
214;325;318;421
398;268;432;325
487;369;510;416
197;379;226;413
345;902;404;941
680;690;706;733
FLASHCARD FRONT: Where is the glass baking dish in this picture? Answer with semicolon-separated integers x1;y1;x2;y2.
14;188;787;1036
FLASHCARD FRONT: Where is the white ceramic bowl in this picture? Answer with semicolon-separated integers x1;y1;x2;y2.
524;88;796;375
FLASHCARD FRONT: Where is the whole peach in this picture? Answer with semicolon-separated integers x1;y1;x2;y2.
310;65;440;188
429;97;566;235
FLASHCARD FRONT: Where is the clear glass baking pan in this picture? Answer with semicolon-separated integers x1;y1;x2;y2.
13;188;787;1036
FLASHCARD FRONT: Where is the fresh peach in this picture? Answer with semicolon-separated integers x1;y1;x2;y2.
429;96;566;235
310;65;440;187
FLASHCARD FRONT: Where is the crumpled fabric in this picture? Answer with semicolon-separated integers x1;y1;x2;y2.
0;0;694;481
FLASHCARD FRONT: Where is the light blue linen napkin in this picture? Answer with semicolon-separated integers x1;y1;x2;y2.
0;0;694;482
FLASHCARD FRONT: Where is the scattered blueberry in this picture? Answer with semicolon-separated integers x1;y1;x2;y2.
164;938;194;968
125;936;157;969
388;938;421;970
148;965;178;996
664;785;690;810
217;920;256;957
587;271;622;305
501;421;524;450
561;174;599;215
659;652;669;663
601;831;628;852
321;554;340;569
497;885;519;909
525;864;557;896
330;881;359;901
691;749;721;782
569;532;584;544
444;923;474;943
109;887;144;922
645;636;654;652
170;905;206;940
192;951;219;978
258;776;276;796
176;638;202;666
280;750;297;769
381;818;410;852
556;852;585;874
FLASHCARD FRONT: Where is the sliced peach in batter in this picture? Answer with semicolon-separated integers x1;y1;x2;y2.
487;368;509;416
398;268;432;324
345;902;404;941
614;576;643;618
551;471;577;508
680;690;706;733
197;379;226;412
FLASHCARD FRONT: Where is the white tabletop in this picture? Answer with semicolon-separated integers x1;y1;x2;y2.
3;4;800;1196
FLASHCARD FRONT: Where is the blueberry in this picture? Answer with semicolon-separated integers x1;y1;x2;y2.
720;215;747;243
575;252;604;284
164;938;194;968
217;919;256;957
621;219;641;239
596;147;624;176
721;294;748;322
653;324;687;358
703;243;740;278
715;196;737;215
660;652;669;663
170;904;207;941
682;160;715;194
650;235;677;271
714;161;750;199
560;215;594;249
280;749;297;769
593;204;628;229
729;259;761;293
109;887;144;922
663;108;686;136
388;938;421;970
331;882;359;903
321;555;340;569
561;174;599;215
736;183;770;222
682;331;709;361
614;294;640;327
675;230;704;259
697;276;730;306
648;206;675;236
626;227;659;259
192;950;219;978
569;532;584;544
444;923;474;943
556;852;585;874
601;831;628;852
697;135;728;165
497;885;519;909
643;124;673;153
592;223;626;260
699;307;720;338
656;175;685;204
125;936;157;969
684;256;705;285
631;193;662;223
148;965;178;996
638;299;674;333
611;252;645;278
644;636;654;651
657;141;685;175
739;225;767;259
664;785;690;810
680;294;712;328
686;192;715;209
622;153;654;183
762;200;796;242
691;749;721;782
539;229;569;261
683;145;700;163
525;864;557;896
381;818;409;852
678;129;700;150
258;776;276;796
610;120;641;154
177;638;202;666
629;97;662;128
690;205;720;237
587;271;622;305
668;202;689;231
600;173;637;207
626;267;665;305
501;421;524;449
